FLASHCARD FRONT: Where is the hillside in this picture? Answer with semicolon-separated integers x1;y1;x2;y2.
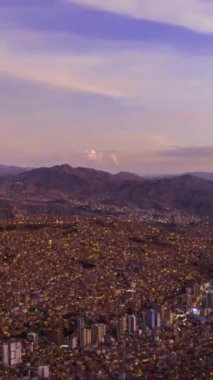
192;172;213;181
0;165;31;177
0;165;212;219
106;174;213;217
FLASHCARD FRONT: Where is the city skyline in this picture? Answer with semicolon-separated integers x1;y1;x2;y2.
0;0;213;174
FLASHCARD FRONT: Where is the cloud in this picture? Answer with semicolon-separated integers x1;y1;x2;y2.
1;28;213;111
1;0;213;54
0;1;212;175
0;48;127;99
159;146;213;158
105;146;213;175
110;153;119;166
70;0;213;34
83;149;103;162
0;121;212;173
1;28;213;157
82;150;119;167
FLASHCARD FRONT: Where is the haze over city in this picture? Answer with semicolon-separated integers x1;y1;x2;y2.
0;0;213;174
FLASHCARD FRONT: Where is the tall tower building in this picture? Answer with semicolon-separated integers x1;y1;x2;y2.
2;341;22;367
38;365;50;379
91;323;106;345
147;309;155;329
83;328;92;347
77;317;85;348
156;304;165;322
155;312;161;328
186;293;192;309
127;315;137;334
193;283;199;298
119;315;127;335
206;289;213;309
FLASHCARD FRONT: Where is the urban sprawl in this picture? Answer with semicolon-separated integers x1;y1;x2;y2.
0;215;212;379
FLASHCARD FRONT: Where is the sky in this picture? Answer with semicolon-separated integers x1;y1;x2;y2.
0;0;213;174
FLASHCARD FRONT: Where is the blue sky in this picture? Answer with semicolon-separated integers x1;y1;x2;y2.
0;0;213;174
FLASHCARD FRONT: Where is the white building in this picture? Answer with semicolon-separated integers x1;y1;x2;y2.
2;341;22;367
38;365;50;379
27;332;38;344
127;315;137;334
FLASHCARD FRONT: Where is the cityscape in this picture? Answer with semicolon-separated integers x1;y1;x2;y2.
0;214;212;379
0;0;213;378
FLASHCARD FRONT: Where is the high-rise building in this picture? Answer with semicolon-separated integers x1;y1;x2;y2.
167;311;174;325
206;289;213;309
27;332;38;344
153;304;165;324
83;328;92;347
2;341;22;367
21;368;33;380
155;312;161;328
147;309;155;329
127;315;137;334
186;293;192;309
119;315;127;335
113;320;120;339
113;315;127;339
77;317;85;348
70;336;78;350
52;328;65;346
141;310;147;325
38;365;50;379
158;304;165;322
91;323;106;345
201;295;207;309
193;283;199;298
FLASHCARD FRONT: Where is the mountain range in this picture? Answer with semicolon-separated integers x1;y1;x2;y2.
0;164;212;219
191;172;213;181
0;165;31;177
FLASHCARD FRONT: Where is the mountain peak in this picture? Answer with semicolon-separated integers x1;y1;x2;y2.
52;164;73;174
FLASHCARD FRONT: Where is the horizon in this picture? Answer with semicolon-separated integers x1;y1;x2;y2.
0;161;213;178
0;0;213;173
